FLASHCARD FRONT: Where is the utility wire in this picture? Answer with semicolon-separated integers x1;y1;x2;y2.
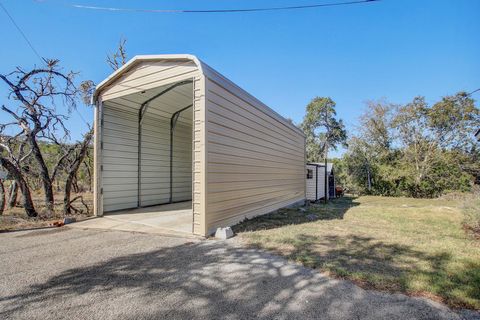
70;0;381;14
467;88;480;96
0;2;43;62
0;1;90;127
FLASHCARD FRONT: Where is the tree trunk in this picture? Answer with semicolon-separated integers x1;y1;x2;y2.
84;160;92;192
8;181;18;208
64;130;93;215
0;179;5;215
72;176;79;193
63;170;75;215
0;158;36;217
367;166;372;192
27;134;54;213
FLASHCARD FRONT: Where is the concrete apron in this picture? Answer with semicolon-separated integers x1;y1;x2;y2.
70;201;199;239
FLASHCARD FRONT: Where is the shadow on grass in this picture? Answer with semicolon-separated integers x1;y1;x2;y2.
262;233;480;310
233;197;360;233
0;235;474;319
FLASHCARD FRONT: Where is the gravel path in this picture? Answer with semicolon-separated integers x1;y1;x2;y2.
0;227;477;320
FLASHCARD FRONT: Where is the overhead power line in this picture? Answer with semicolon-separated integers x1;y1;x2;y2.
0;1;90;127
70;0;381;14
0;2;43;61
467;88;480;96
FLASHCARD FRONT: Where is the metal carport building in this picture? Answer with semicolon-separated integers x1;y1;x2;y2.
93;54;306;237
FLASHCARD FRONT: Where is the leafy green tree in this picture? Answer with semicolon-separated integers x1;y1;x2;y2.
300;97;347;162
301;97;347;202
343;93;479;198
429;92;480;151
342;100;398;195
392;95;479;197
342;137;373;193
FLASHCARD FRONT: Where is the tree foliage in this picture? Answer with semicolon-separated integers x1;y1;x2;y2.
300;97;347;162
339;94;480;198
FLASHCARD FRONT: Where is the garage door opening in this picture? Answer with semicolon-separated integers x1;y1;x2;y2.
100;79;194;235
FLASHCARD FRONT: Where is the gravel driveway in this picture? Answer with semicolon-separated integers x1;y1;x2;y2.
0;227;476;320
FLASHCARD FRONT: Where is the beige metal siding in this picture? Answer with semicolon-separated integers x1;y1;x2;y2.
101;102;193;211
192;76;206;235
204;76;305;234
171;119;193;202
93;100;103;216
99;60;199;101
139;113;191;206
102;101;139;212
95;55;306;237
98;59;200;216
139;113;170;206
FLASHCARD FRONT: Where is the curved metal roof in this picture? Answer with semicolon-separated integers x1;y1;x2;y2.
93;54;305;137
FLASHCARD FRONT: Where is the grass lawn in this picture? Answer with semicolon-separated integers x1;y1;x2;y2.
234;196;480;310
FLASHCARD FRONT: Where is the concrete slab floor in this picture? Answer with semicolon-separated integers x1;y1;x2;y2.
71;201;194;237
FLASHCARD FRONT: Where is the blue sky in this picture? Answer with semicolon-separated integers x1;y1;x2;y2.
1;0;479;156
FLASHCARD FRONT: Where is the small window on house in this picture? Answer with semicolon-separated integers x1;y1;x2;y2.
306;169;313;179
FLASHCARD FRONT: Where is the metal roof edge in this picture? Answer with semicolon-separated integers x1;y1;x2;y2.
93;54;203;102
92;54;304;137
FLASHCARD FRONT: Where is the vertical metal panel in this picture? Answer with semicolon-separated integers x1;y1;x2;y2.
102;102;139;212
170;104;193;203
137;80;193;208
93;100;103;216
192;76;206;235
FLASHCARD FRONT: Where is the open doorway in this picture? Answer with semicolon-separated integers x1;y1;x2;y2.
100;79;194;235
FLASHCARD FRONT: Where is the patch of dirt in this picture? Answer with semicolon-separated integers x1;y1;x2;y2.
463;224;480;241
0;192;93;232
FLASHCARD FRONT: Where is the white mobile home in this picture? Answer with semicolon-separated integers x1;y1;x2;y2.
93;54;306;237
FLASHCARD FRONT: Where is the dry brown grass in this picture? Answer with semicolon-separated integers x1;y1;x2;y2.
0;192;93;232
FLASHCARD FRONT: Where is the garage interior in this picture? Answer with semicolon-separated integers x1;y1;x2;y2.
101;79;194;235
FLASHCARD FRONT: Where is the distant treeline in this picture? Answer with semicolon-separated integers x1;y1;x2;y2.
2;139;93;193
331;94;479;198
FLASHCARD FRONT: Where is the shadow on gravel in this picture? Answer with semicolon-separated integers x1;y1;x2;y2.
0;237;470;319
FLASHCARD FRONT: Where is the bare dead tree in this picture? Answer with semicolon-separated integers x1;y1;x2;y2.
0;179;5;215
0;137;30;208
83;149;93;192
79;80;95;105
0;157;36;216
7;181;18;208
106;37;128;71
50;143;76;184
68;195;90;215
63;129;93;215
0;59;78;214
0;133;36;215
72;175;79;193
